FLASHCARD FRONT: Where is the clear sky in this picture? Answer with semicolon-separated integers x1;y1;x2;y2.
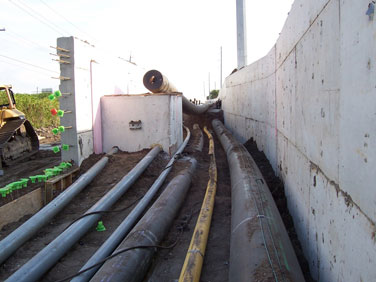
1;0;294;99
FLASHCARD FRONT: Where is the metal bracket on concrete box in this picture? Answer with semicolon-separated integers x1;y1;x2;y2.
43;167;79;205
129;120;142;130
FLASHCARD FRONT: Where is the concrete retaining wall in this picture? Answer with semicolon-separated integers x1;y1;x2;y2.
220;0;376;281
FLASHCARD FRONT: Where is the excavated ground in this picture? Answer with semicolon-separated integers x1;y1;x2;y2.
0;111;313;282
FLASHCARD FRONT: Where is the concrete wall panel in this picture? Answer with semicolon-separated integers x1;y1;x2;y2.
276;0;331;67
339;0;376;221
220;0;376;280
101;95;182;155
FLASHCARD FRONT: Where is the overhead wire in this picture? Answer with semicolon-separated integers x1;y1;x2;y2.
39;0;96;41
15;0;71;35
8;0;66;36
2;30;50;53
0;58;56;78
6;0;146;85
0;54;59;74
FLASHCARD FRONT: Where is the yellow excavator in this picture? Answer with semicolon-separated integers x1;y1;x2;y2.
0;85;39;166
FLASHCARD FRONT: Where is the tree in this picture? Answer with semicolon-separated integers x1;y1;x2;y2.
209;89;219;99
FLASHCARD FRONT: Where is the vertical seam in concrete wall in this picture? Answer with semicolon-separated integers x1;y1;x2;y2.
274;45;279;175
276;0;333;69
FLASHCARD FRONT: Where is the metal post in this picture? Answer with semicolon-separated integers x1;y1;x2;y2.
220;46;223;86
236;0;247;68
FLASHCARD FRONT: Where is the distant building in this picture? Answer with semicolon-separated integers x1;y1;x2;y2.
41;88;53;93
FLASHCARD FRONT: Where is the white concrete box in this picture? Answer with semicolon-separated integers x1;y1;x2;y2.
101;94;183;155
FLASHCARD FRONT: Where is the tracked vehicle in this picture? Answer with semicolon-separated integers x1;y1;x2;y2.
0;85;39;166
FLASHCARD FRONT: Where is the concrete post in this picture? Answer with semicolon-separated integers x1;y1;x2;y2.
236;0;247;68
57;36;95;166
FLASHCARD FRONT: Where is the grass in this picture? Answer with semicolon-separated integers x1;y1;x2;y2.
13;93;60;129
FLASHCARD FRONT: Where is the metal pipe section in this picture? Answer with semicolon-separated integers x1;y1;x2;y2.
72;127;191;282
91;158;197;282
143;69;210;115
0;147;119;266
178;126;217;282
6;146;161;282
212;119;305;282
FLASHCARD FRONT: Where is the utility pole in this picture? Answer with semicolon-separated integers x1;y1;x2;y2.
208;73;211;96
220;46;223;87
236;0;247;68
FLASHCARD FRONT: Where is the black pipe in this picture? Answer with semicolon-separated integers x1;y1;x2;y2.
91;157;197;282
212;119;305;282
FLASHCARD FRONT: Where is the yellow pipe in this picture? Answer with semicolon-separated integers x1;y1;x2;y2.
178;126;217;282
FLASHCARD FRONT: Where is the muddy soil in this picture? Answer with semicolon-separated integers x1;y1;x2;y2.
244;139;315;282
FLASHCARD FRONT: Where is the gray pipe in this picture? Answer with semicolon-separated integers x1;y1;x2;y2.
212;119;305;282
72;127;191;282
6;146;161;282
0;147;118;266
143;69;211;115
91;157;197;282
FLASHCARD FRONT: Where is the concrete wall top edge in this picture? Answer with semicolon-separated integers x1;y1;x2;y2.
103;93;183;97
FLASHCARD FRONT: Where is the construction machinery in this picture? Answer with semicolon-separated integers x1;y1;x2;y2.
0;85;39;166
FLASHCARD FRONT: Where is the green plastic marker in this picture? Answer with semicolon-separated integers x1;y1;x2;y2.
52;128;59;135
36;175;47;182
45;172;54;179
0;188;7;198
54;90;62;97
52;146;60;153
96;221;106;232
20;178;29;188
29;176;38;183
58;163;68;170
53;167;62;175
5;184;13;194
62;144;70;151
48;94;56;101
57;110;64;117
44;168;54;174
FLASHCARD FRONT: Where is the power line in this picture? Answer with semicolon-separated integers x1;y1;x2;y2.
16;0;71;35
2;29;50;52
0;54;59;74
8;0;65;36
15;0;71;35
0;58;56;77
39;0;95;41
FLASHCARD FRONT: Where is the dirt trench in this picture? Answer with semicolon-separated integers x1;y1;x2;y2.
0;111;312;282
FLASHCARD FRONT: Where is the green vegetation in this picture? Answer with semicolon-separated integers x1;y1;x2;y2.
209;89;219;99
14;93;60;128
